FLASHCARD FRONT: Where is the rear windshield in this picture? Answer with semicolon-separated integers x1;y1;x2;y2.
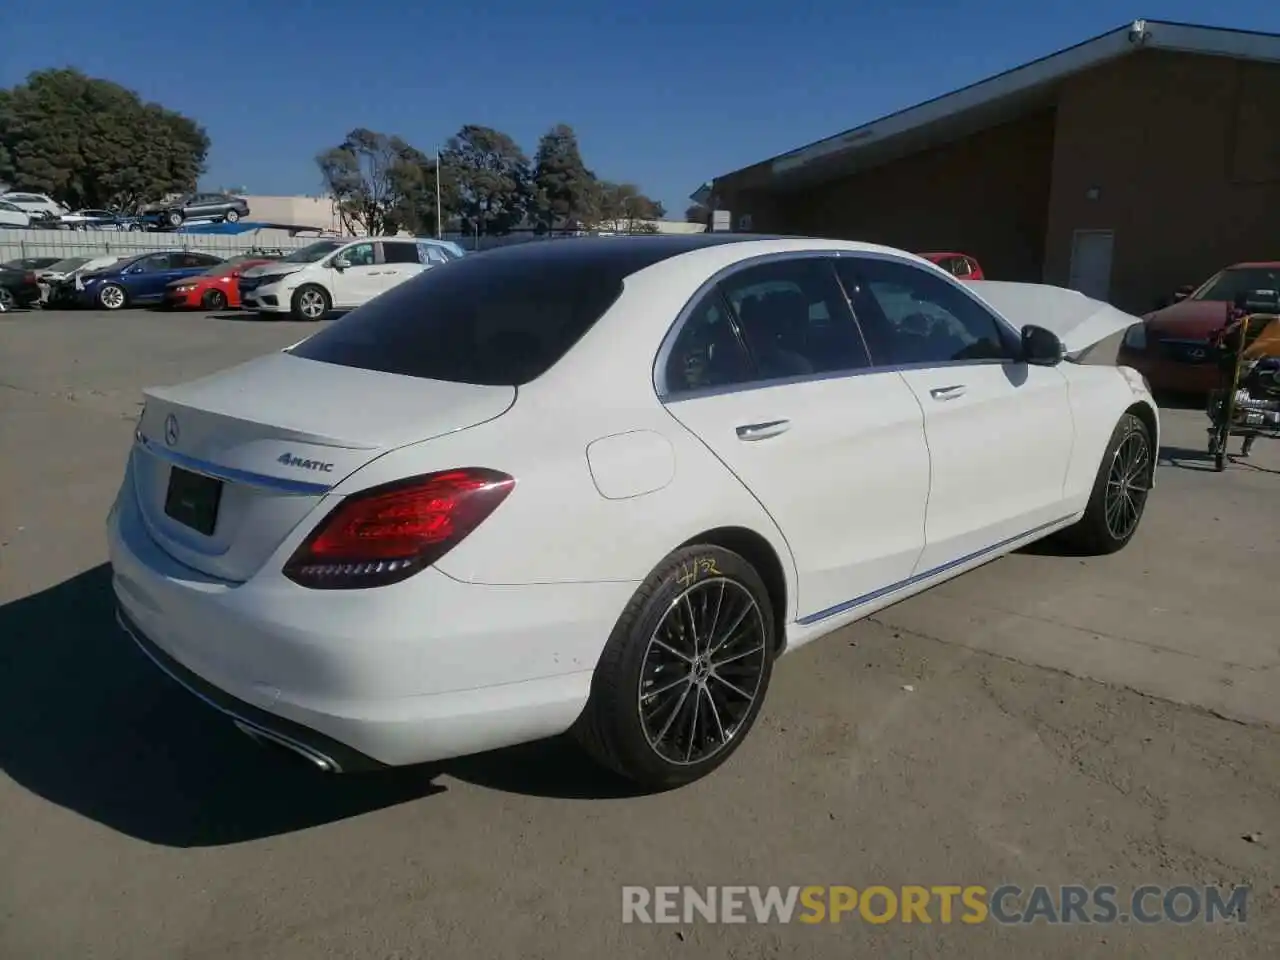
290;251;627;385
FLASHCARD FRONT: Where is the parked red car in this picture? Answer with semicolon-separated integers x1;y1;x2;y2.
162;257;276;311
1117;261;1280;394
919;252;984;280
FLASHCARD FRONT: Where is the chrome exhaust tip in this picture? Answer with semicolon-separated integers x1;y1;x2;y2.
234;720;340;773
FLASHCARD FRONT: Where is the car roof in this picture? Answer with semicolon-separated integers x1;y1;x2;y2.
1227;261;1280;269
455;232;937;276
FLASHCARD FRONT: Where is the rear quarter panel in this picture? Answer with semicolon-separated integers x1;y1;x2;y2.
306;394;798;621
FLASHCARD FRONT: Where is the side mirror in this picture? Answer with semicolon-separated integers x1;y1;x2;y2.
230;270;241;278
1172;285;1194;302
332;257;350;271
126;265;144;275
1021;324;1066;366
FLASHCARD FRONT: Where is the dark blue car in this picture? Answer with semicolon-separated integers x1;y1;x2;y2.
76;250;226;310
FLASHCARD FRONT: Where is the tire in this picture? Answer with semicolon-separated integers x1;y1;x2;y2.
1061;412;1153;554
291;284;331;321
97;283;127;311
166;210;183;228
224;209;240;223
573;545;776;790
201;289;227;310
0;287;13;311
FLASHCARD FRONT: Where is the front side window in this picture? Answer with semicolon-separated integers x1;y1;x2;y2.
382;242;421;265
837;257;1014;366
339;243;376;267
664;294;755;394
718;258;870;381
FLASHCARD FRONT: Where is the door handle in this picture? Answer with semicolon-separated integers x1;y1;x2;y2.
736;419;791;441
929;385;967;401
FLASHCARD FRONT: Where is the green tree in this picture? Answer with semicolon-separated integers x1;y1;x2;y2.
531;123;599;231
597;181;665;233
0;69;209;212
441;125;529;235
316;128;441;236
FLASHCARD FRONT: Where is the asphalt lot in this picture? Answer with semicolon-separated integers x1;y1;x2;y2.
2;307;1278;959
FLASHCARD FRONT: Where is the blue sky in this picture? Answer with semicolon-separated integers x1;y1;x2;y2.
3;0;1278;216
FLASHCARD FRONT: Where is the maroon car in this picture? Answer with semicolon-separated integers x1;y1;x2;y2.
1118;261;1280;394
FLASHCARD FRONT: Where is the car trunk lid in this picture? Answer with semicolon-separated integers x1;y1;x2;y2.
132;351;515;582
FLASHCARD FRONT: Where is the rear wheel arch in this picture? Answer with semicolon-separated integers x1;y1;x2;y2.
678;526;791;653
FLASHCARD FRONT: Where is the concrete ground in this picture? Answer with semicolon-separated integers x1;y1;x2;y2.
1;308;1277;959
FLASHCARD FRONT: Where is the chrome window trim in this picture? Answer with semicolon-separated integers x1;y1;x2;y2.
652;248;1024;401
137;436;334;495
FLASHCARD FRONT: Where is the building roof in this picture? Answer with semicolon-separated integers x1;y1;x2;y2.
701;19;1280;198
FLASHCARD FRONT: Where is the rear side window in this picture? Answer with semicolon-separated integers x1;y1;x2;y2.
290;251;628;385
719;258;870;379
382;242;421;265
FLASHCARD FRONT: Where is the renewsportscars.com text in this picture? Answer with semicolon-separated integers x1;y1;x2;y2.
621;884;1250;925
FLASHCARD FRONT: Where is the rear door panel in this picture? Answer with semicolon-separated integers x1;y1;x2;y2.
659;256;931;622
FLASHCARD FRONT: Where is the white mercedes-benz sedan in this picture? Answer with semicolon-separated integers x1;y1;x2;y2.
108;234;1159;789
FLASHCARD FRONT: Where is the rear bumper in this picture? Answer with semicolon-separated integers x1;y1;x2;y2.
116;606;385;772
106;475;630;768
4;284;41;307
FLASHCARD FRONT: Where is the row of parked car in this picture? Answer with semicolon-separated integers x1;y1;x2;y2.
0;235;467;319
0;190;252;232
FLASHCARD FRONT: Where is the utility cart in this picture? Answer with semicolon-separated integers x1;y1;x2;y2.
1206;298;1280;471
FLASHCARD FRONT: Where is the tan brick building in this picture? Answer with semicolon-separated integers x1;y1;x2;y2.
699;20;1280;313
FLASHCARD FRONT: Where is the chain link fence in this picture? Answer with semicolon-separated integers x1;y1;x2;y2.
0;227;318;263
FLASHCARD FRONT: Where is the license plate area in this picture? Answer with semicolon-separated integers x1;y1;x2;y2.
164;466;223;536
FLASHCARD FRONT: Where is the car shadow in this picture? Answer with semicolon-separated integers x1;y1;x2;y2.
1153;390;1209;411
0;565;641;847
1159;444;1217;472
212;312;339;323
211;312;272;322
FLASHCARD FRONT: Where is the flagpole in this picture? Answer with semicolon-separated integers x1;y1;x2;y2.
435;148;443;238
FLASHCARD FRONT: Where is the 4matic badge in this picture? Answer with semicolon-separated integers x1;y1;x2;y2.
277;453;335;473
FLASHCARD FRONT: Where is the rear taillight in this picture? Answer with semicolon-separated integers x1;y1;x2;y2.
283;468;515;590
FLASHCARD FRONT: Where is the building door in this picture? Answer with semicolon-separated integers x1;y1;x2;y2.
1068;230;1114;302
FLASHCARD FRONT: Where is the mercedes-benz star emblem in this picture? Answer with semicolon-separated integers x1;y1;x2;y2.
164;414;180;447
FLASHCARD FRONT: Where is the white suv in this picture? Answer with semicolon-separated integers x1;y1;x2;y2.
0;192;68;219
238;236;465;320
